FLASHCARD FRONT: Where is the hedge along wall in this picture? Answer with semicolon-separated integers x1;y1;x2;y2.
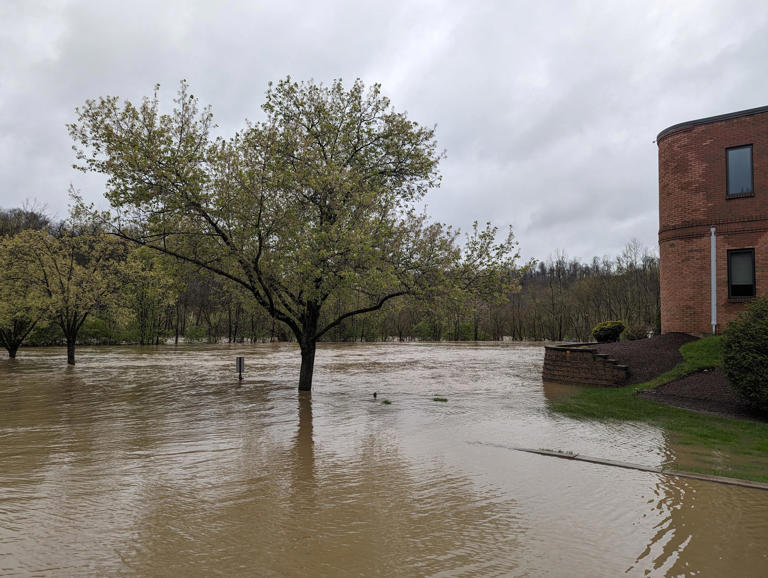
542;344;629;386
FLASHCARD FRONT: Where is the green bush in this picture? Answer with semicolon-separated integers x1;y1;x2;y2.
723;297;768;411
623;325;650;341
591;320;625;343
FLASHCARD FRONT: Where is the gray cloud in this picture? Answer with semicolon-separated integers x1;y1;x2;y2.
2;0;768;261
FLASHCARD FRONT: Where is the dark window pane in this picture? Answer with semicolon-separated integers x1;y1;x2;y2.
731;285;753;297
729;250;755;297
727;146;753;195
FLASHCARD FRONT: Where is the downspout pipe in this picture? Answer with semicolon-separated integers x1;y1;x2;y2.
711;227;717;335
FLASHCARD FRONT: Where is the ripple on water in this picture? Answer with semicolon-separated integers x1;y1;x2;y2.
2;342;768;575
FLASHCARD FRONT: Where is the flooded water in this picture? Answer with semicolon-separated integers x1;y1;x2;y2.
2;342;768;576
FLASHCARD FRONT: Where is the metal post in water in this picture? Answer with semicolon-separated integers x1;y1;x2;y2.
236;356;244;381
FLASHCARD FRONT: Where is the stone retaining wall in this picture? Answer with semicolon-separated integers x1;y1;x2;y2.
542;343;628;386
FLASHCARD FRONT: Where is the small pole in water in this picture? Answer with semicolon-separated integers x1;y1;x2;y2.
236;356;244;381
373;392;377;399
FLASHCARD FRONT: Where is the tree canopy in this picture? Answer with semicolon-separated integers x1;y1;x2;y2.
0;233;49;358
15;227;126;364
70;78;521;390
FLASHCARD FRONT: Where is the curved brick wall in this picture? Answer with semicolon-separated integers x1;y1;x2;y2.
542;344;628;386
658;107;768;335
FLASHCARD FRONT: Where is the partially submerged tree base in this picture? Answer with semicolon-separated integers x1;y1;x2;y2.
0;320;40;359
299;341;316;392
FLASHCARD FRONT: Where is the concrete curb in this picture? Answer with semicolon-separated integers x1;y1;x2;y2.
474;442;768;491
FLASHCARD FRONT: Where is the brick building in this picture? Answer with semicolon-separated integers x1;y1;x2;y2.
658;105;768;335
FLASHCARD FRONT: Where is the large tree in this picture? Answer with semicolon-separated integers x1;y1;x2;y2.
0;206;53;358
10;227;126;364
0;234;49;358
70;78;520;390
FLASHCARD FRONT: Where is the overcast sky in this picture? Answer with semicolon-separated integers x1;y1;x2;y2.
2;0;768;262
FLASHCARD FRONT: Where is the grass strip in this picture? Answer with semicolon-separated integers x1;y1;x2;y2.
551;336;768;483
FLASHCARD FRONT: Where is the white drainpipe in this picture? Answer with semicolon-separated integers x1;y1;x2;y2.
711;227;717;334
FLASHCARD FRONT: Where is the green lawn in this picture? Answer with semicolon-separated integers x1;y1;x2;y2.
550;336;768;482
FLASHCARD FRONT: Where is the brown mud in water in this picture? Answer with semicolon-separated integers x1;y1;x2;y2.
2;343;768;575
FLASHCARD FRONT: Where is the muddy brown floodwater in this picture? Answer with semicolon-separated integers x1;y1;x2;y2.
2;342;768;576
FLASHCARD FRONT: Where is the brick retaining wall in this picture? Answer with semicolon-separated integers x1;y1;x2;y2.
542;343;629;386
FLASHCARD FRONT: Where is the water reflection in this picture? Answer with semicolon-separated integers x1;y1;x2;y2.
543;377;768;574
541;379;583;403
295;390;315;484
627;472;768;575
1;344;768;575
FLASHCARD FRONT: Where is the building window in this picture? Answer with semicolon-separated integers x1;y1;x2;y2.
726;145;753;196
728;249;755;298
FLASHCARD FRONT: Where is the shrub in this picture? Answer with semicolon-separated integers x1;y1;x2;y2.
723;297;768;411
591;320;625;343
623;325;650;341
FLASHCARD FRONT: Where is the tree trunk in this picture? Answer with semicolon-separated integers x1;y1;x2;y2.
174;303;180;345
1;320;37;359
297;305;320;392
298;340;316;391
66;336;76;365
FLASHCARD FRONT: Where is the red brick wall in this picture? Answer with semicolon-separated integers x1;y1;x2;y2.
658;109;768;335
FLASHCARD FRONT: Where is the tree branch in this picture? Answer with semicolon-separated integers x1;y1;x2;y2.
316;290;407;340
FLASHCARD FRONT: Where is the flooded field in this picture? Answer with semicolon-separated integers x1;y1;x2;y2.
2;342;768;576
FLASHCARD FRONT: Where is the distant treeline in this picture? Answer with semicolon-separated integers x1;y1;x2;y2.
1;206;659;353
509;243;660;341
